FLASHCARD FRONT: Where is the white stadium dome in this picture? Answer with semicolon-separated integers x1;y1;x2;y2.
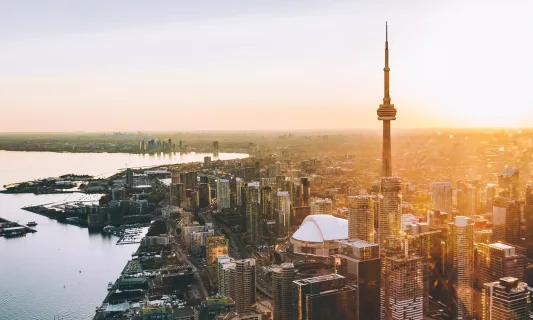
290;214;348;256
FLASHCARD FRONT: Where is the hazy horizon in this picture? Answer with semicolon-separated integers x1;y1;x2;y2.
1;1;532;131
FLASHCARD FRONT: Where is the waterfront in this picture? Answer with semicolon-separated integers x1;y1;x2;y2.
0;151;247;320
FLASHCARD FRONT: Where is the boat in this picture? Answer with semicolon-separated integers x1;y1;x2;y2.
27;221;37;227
107;282;114;290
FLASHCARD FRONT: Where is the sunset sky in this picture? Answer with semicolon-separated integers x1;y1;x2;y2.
0;1;531;132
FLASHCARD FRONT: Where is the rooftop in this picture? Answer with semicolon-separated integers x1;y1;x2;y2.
337;239;378;249
294;273;344;285
291;214;348;243
489;243;514;250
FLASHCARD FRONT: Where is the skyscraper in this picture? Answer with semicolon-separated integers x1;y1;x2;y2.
276;191;291;239
381;252;425;320
482;277;530;320
448;216;475;319
347;195;375;243
335;240;380;320
292;274;356;320
431;182;453;213
498;168;519;199
492;197;521;244
301;177;310;207
476;242;526;289
217;179;231;213
185;171;198;190
526;185;533;242
229;259;256;314
376;22;397;177
170;183;184;207
199;182;212;208
378;177;402;251
272;263;295;320
125;168;134;188
245;182;261;244
485;183;497;213
218;256;233;297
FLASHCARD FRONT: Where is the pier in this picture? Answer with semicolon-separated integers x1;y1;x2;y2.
0;217;37;238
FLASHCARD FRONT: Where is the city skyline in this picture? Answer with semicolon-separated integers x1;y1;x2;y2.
1;1;532;132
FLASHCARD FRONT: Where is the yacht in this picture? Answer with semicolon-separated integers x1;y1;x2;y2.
27;221;37;227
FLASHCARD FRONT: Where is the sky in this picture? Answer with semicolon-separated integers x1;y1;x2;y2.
0;0;532;132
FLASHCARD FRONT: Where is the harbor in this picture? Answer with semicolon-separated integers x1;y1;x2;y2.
93;219;196;320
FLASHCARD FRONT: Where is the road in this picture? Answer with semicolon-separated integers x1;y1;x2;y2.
167;219;209;300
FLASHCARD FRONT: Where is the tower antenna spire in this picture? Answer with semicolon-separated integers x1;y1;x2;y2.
377;21;396;177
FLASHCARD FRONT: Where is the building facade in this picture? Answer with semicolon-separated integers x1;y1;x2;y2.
431;182;452;213
448;216;475;319
482;277;529;320
272;263;295;320
347;195;375;243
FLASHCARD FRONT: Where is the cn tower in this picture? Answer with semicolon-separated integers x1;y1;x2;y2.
377;22;397;177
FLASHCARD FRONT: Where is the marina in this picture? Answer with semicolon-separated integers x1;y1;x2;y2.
114;225;150;245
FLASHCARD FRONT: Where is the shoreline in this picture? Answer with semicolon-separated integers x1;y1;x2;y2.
0;149;249;155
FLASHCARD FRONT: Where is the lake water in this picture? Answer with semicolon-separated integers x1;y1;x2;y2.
0;151;247;320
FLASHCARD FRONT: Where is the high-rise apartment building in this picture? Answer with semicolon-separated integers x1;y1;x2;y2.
498;168;519;199
485;184;497;213
199;182;212;208
347;195;375;243
482;277;530;320
335;240;380;320
229;259;256;314
381;253;425;320
378;177;402;251
448;216;475;319
293;182;304;208
272;263;295;320
457;182;477;216
245;182;261;244
431;182;453;213
217;256;233;297
261;186;276;242
185;171;198;190
310;198;332;215
292;274;356;320
217;179;231;213
261;186;274;220
526;185;533;242
492;197;521;244
234;178;245;208
301;177;310;207
276;191;291;239
126;168;134;188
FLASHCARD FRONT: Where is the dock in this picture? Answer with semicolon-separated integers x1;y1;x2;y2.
0;217;37;238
